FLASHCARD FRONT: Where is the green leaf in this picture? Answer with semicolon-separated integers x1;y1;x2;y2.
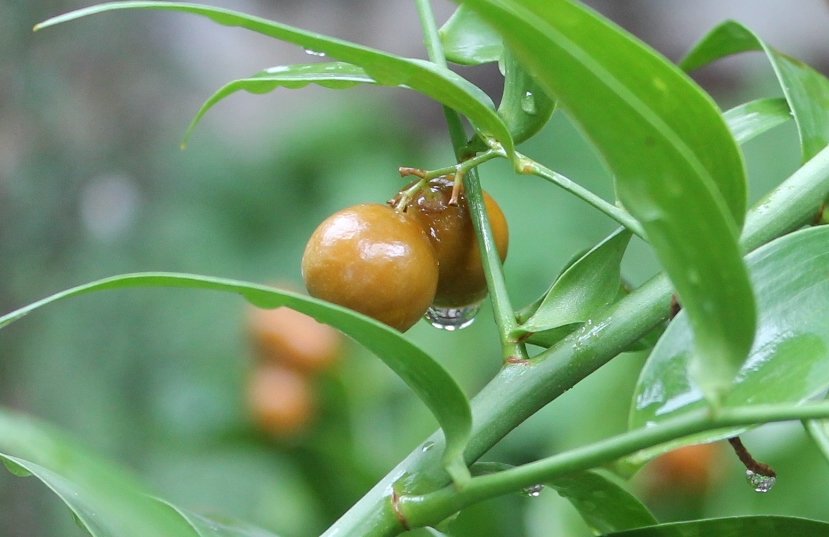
628;226;829;465
548;470;657;535
165;504;282;537
185;62;375;145
35;1;513;156
681;21;829;161
0;273;472;483
464;0;754;401
724;98;792;145
497;49;557;144
0;409;197;537
520;228;631;334
604;516;829;537
439;4;503;65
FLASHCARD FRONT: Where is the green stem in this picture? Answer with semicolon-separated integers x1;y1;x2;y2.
415;0;524;360
741;143;829;252
517;153;646;239
400;401;829;524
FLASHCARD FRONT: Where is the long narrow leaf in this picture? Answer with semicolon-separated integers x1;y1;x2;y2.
605;516;829;537
724;98;791;145
0;273;472;483
464;0;755;401
681;21;829;162
35;1;513;155
0;410;197;537
186;62;375;144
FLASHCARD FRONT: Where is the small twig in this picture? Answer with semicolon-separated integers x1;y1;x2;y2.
449;172;463;206
728;436;776;477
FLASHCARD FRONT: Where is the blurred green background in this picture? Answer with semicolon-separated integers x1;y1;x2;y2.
2;1;829;536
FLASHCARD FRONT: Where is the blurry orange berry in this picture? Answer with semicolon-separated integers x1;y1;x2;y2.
645;442;725;496
247;362;315;438
247;305;342;374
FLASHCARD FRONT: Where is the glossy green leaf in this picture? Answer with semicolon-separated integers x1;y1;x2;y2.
724;98;792;145
497;49;556;144
35;1;513;156
165;504;282;537
439;4;503;65
0;409;197;537
681;21;829;161
520;228;631;334
464;0;754;401
0;272;472;483
604;516;829;537
628;226;829;465
548;470;657;535
185;62;375;145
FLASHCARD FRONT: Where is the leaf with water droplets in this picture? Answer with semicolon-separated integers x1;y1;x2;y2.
681;20;829;162
627;226;829;467
162;502;283;537
0;272;472;484
496;49;556;144
184;62;376;145
35;1;514;156
463;0;755;402
548;470;657;535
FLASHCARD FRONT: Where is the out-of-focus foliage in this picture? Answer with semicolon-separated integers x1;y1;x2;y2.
1;1;826;537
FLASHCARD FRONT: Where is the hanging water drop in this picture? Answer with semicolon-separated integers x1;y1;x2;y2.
520;91;537;115
304;48;326;57
745;469;776;493
522;484;544;497
425;303;480;331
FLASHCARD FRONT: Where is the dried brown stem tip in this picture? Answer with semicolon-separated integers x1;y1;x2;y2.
728;436;776;477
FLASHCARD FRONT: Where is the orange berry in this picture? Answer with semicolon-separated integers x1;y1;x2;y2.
247;362;315;438
408;177;508;307
247;306;342;373
301;203;438;331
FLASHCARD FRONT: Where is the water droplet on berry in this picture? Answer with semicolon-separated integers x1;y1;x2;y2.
425;303;480;331
421;441;436;453
745;469;776;493
522;484;544;497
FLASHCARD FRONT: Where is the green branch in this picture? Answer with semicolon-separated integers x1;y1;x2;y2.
516;153;647;239
400;401;829;524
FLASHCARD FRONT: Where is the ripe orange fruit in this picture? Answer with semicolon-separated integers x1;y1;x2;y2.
247;362;315;438
408;177;508;307
247;305;342;373
301;203;439;331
